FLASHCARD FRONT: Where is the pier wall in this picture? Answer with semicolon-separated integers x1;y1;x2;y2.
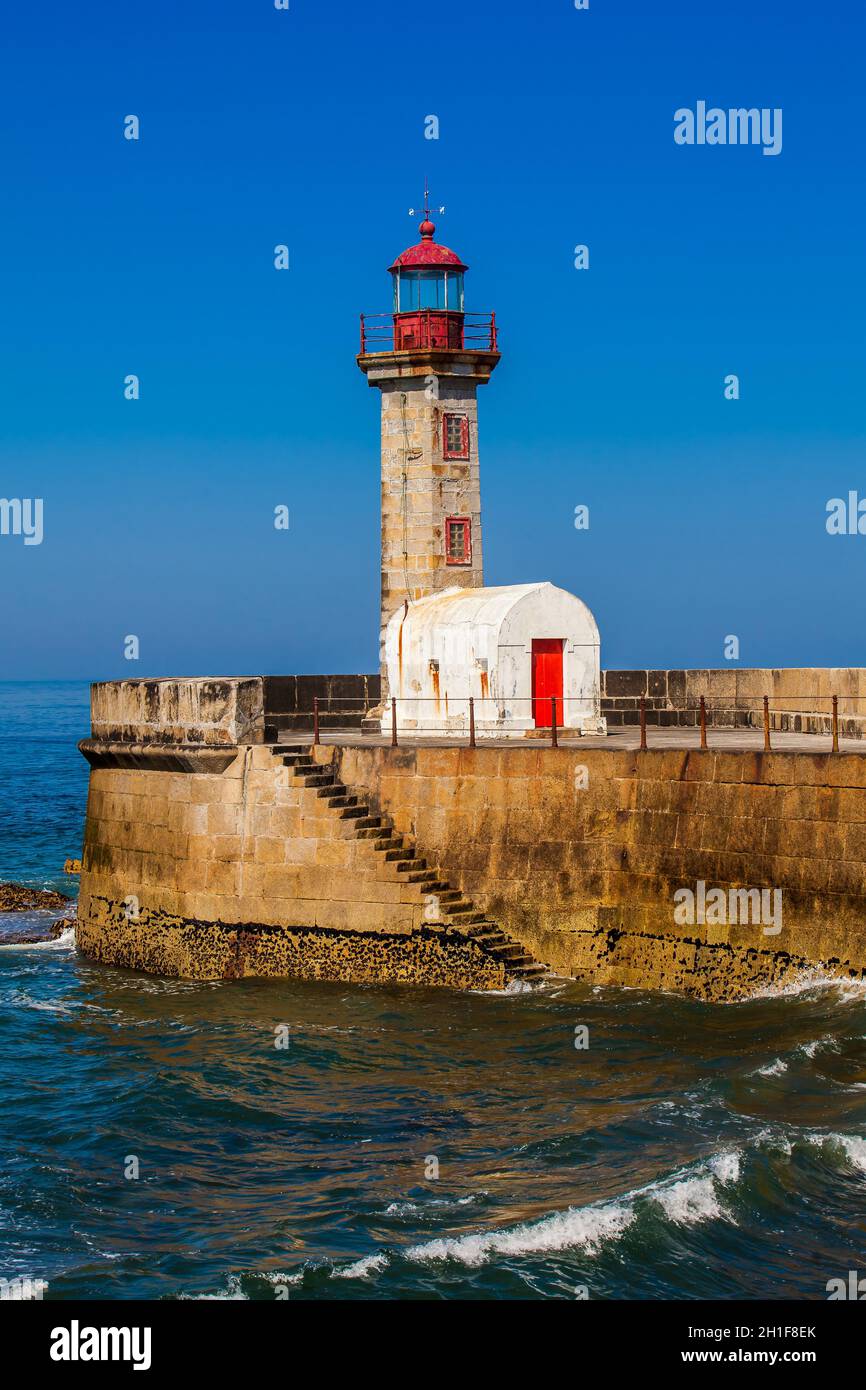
76;745;503;991
602;667;866;736
77;719;866;998
86;669;866;743
316;742;866;997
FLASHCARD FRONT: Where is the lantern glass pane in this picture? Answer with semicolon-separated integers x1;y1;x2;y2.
398;273;418;310
419;274;446;309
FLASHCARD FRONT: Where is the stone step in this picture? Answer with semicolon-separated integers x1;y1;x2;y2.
510;963;548;980
446;907;485;923
280;749;553;987
493;944;529;961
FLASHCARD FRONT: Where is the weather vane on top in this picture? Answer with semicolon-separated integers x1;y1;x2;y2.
409;177;445;221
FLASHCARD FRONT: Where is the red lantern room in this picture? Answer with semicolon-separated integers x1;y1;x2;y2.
359;185;498;357
388;214;467;350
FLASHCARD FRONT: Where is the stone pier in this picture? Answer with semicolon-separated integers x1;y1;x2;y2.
76;675;866;998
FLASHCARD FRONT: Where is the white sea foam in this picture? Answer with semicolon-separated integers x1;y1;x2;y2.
404;1198;635;1267
331;1253;389;1279
9;992;74;1014
470;977;548;997
746;969;866;1002
650;1174;723;1224
0;925;76;952
751;1126;793;1155
384;1193;484;1217
263;1270;304;1287
8;988;111;1016
808;1133;866;1173
799;1037;836;1059
755;1058;788;1077
647;1151;741;1227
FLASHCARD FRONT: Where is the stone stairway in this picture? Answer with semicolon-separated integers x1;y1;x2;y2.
274;744;549;987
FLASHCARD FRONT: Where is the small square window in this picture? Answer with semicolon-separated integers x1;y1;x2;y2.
443;413;469;460
445;517;472;565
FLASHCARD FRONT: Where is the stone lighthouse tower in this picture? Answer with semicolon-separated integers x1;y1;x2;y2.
357;190;501;693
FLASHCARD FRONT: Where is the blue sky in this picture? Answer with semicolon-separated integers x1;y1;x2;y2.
1;0;863;679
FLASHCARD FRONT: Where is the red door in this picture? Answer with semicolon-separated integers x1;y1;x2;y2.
532;639;564;726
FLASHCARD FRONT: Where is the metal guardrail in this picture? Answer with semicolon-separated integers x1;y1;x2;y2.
306;693;858;752
359;311;498;354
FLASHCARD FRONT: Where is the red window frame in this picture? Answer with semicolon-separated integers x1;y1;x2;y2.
445;516;472;566
443;413;470;460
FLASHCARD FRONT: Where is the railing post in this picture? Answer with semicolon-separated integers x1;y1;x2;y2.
639;696;648;751
359;314;365;355
469;696;476;749
699;696;707;751
312;696;319;748
550;696;558;748
490;311;497;352
763;695;771;752
391;699;398;748
832;694;839;753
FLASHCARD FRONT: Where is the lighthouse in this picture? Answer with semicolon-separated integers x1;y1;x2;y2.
359;190;605;738
357;188;499;695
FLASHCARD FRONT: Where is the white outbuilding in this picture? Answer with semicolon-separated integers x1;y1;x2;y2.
381;582;605;738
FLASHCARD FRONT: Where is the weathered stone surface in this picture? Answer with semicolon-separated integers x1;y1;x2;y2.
76;904;501;990
602;667;866;736
76;730;866;1000
358;352;498;698
90;678;265;746
77;744;510;990
334;743;866;998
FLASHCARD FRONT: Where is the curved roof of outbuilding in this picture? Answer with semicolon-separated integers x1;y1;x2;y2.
385;583;601;642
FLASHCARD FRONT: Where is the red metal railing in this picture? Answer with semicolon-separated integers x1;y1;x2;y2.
304;692;863;753
359;311;498;355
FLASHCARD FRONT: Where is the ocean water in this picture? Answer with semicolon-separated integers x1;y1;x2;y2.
1;681;866;1301
0;681;90;894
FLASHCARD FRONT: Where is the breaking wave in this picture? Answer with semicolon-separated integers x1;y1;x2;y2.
0;924;76;951
353;1150;744;1273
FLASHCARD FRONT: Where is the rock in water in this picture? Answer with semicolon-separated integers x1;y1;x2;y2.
0;884;75;944
0;882;72;912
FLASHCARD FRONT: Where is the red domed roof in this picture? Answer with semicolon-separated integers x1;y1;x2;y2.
388;218;468;273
